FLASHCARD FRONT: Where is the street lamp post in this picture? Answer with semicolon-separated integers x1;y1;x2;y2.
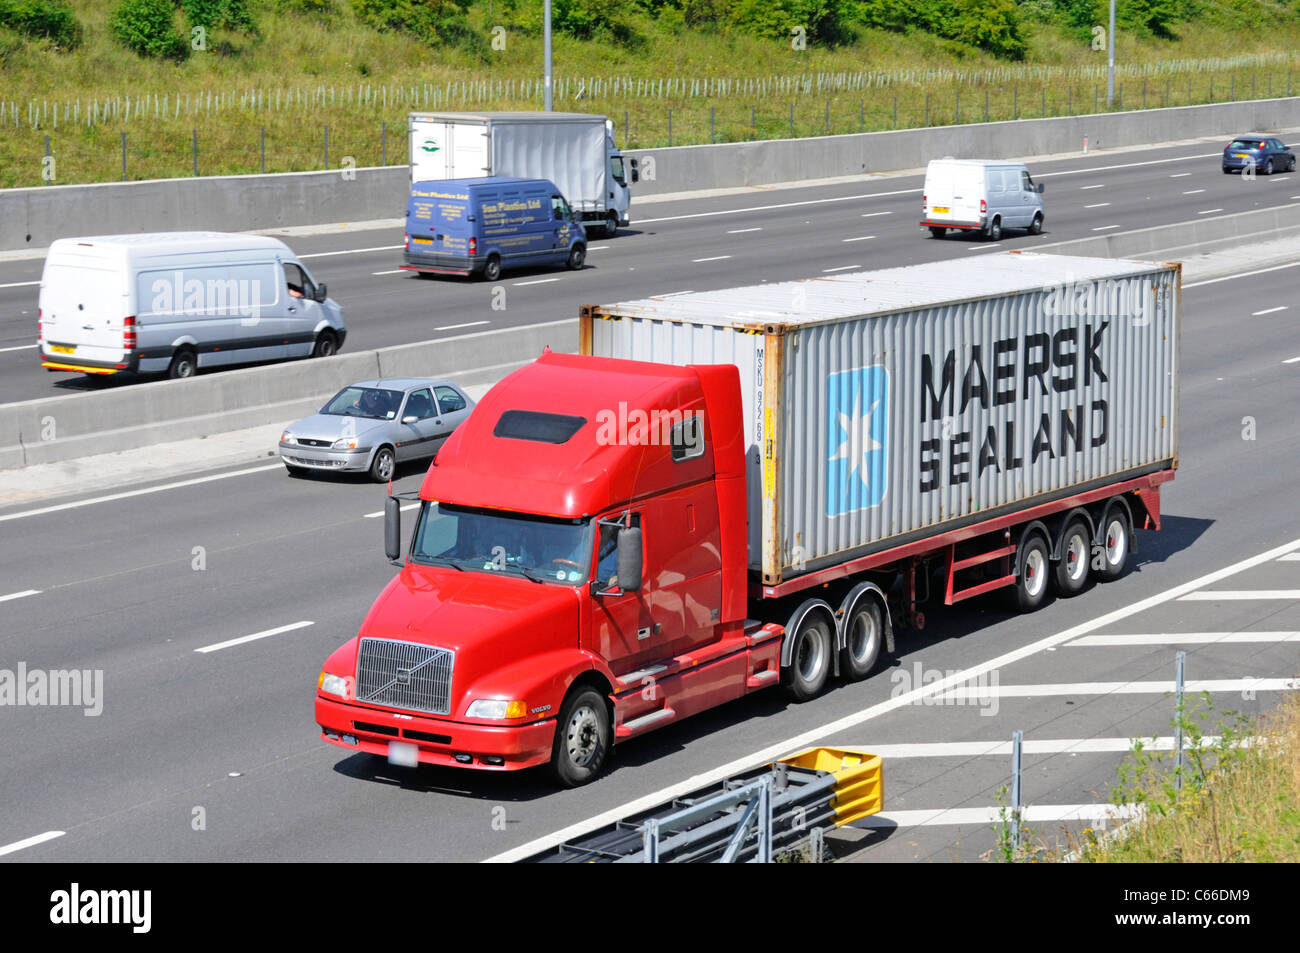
1107;0;1115;107
544;0;553;111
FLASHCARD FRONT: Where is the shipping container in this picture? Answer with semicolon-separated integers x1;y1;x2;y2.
581;251;1180;584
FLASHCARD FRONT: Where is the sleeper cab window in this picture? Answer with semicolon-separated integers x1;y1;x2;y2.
670;414;706;463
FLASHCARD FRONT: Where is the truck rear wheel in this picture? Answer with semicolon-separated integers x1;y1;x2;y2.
783;606;833;701
550;687;611;788
1053;519;1091;597
1006;532;1050;613
840;598;884;681
1096;507;1131;582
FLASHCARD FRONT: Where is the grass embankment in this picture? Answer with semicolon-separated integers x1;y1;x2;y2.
1;1;1299;186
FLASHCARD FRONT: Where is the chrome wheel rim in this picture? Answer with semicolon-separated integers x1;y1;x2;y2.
849;611;878;664
1105;519;1127;568
797;625;826;681
565;705;600;767
375;451;393;480
1066;533;1087;583
1024;547;1046;598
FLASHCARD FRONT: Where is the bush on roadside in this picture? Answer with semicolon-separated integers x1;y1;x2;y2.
351;0;485;55
0;0;82;50
109;0;190;60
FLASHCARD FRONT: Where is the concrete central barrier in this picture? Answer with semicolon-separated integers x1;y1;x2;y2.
3;98;1298;252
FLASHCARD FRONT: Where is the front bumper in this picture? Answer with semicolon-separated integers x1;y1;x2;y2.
316;695;556;771
279;443;371;472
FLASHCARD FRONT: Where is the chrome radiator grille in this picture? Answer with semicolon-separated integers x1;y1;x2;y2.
355;638;454;716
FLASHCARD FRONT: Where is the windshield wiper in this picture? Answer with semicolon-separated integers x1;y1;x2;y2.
502;564;546;584
422;555;466;571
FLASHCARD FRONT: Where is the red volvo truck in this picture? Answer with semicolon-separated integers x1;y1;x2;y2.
316;251;1180;786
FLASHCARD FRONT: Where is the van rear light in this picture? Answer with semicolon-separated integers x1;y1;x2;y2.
980;199;987;214
123;315;137;350
404;232;409;249
922;194;926;210
469;237;477;255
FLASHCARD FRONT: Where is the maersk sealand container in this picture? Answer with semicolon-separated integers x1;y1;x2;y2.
580;251;1179;587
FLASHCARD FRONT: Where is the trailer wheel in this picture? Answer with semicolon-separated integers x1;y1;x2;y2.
783;610;833;701
1096;507;1132;582
1006;532;1050;613
1053;518;1091;597
840;598;884;681
549;687;611;788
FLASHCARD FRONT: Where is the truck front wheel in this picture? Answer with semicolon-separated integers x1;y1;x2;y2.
783;609;833;701
550;687;611;787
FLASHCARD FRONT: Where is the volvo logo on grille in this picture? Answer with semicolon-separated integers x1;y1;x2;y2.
395;668;412;685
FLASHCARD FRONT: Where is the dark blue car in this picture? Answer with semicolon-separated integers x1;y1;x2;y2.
1222;135;1295;175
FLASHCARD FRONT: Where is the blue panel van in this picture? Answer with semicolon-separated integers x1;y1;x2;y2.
402;177;587;281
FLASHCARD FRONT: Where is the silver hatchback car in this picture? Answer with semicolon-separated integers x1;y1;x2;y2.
279;378;475;481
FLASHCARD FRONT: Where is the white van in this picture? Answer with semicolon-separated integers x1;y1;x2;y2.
38;232;346;379
920;159;1045;242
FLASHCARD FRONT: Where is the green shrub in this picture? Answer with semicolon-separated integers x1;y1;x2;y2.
1118;0;1183;37
729;0;856;44
351;0;482;52
109;0;189;60
0;0;82;49
275;0;337;17
181;0;256;32
850;0;1026;59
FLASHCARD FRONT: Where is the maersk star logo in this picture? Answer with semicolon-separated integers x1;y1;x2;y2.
826;366;890;516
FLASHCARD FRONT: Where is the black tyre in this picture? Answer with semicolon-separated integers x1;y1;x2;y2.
1052;518;1091;597
550;687;611;787
1263;158;1274;175
167;348;198;380
783;611;833;701
1288;156;1296;172
1222;166;1233;174
1006;532;1050;613
482;254;502;282
840;598;884;681
312;330;338;358
567;244;586;270
285;464;308;478
985;217;1002;242
929;226;946;238
369;446;395;483
1029;213;1043;235
605;212;618;237
1096;507;1132;582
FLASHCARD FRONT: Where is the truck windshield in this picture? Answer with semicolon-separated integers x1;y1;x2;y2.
411;502;594;585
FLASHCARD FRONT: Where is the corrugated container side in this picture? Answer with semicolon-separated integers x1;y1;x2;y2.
582;254;1180;582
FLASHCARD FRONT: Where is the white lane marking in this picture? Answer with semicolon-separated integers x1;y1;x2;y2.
297;245;403;259
859;805;1142;828
0;831;65;857
860;211;893;218
692;255;732;262
1092;225;1120;231
1184;260;1300;288
0;343;36;353
657;290;694;297
1280;552;1300;559
512;278;560;286
195;620;314;654
841;236;875;243
0;465;282;524
364;502;420;519
1252;306;1287;315
1079;184;1105;190
1084;202;1111;208
850;736;1230;758
0;589;40;603
1198;207;1225;214
1068;631;1300;646
1179;590;1300;600
372;269;405;275
1292;195;1300;200
635;187;923;224
1170;172;1193;177
1182;189;1206;195
726;227;763;234
586;245;609;251
823;265;861;272
936;678;1299;699
0;280;40;289
1285;356;1300;365
483;534;1300;863
434;321;489;331
1036;152;1220;178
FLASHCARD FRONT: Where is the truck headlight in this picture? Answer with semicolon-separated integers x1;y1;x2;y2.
332;436;359;450
467;699;528;720
318;671;351;700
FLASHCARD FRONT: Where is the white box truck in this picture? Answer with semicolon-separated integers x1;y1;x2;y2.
408;111;636;236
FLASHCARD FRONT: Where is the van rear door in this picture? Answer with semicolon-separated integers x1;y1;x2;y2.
925;161;982;226
40;251;129;365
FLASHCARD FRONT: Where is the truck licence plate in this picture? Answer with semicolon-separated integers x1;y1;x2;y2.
932;206;950;214
50;344;74;354
388;741;419;767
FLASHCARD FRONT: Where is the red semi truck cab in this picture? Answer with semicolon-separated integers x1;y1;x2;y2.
316;351;770;786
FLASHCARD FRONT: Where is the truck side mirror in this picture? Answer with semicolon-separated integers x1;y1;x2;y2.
630;157;640;184
617;526;642;592
384;496;402;563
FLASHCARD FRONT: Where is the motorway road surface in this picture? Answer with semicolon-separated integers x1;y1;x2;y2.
1;260;1297;861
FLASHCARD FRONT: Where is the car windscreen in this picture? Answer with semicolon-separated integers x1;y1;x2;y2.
412;502;593;586
1228;139;1265;150
321;387;404;420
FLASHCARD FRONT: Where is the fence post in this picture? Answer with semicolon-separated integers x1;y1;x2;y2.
260;126;265;174
192;128;198;176
710;104;715;143
1230;76;1234;100
382;120;387;165
44;134;50;184
1095;85;1099;113
925;92;930;126
789;101;794;138
1011;729;1024;853
984;87;989;122
955;90;960;123
1013;87;1018;119
668;107;672;147
1210;76;1214;101
1174;651;1186;793
859;98;863;132
892;95;897;129
824;99;829;134
121;132;127;180
1118;83;1123;109
1068;85;1071;115
1252;74;1256;100
324;123;329;170
1041;86;1046;117
624;109;628;145
1142;77;1146;109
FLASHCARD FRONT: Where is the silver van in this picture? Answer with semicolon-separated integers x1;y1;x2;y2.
38;232;346;379
920;158;1045;241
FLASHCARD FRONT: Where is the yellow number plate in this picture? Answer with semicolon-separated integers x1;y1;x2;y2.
1235;153;1249;158
50;344;74;354
412;236;433;245
932;206;950;214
